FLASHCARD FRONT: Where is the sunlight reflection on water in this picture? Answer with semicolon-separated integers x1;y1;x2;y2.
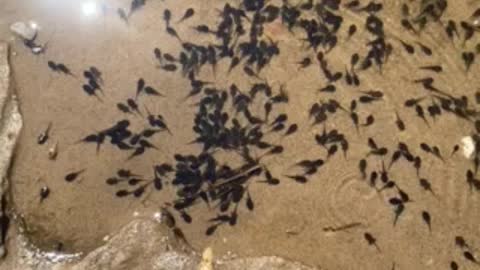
81;1;99;17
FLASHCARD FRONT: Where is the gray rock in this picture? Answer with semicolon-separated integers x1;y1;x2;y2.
0;43;11;121
0;42;23;265
3;218;317;270
66;219;317;270
152;252;198;270
0;43;23;193
217;256;318;270
70;218;198;270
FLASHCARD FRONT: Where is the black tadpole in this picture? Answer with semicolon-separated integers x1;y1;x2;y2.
421;211;431;232
82;85;103;102
393;203;405;226
37;122;52;145
177;8;195;23
127;98;143;116
364;232;381;252
64;169;86;182
118;8;129;24
40;186;50;202
464;251;479;264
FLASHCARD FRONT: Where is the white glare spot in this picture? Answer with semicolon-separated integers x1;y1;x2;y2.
82;1;98;17
29;21;38;30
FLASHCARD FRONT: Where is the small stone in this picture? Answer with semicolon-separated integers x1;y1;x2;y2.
0;245;7;259
48;143;58;160
462;136;475;159
198;247;213;270
10;21;37;40
102;234;110;242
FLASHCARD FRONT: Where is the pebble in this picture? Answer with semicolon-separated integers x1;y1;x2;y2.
198;247;213;270
461;136;475;159
10;21;37;40
48;143;58;160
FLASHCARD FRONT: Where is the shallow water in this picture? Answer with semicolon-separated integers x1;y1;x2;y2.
2;0;480;269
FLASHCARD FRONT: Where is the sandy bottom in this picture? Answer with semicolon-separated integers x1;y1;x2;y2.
1;0;480;269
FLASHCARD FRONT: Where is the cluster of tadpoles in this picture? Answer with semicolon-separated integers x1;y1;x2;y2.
170;79;297;233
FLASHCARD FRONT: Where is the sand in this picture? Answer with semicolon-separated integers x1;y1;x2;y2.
1;0;480;269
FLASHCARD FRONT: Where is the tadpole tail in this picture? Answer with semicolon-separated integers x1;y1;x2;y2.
94;93;104;103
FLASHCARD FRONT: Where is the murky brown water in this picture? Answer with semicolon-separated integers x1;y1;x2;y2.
2;0;480;269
